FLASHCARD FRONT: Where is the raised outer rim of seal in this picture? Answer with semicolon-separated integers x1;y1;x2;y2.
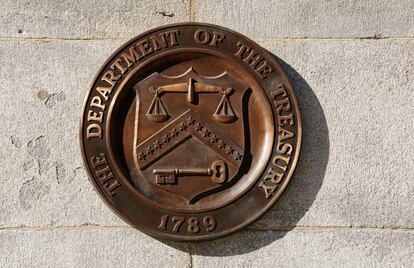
79;22;302;241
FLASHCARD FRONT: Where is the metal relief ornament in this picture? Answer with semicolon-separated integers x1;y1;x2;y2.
80;23;302;241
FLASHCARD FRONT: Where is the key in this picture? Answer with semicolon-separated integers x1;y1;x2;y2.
153;160;227;185
154;168;211;184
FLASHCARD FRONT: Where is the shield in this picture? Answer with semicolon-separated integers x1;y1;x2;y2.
133;67;248;204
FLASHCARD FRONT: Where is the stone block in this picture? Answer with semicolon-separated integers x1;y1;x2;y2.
0;0;190;39
0;227;190;267
254;39;414;228
195;0;414;39
192;229;414;267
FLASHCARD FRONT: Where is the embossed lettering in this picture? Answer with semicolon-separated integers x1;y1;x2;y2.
101;29;181;85
210;31;225;47
235;41;274;79
111;58;127;75
270;83;292;115
158;215;216;233
88;30;191;141
86;89;110;139
150;33;168;51
258;180;277;198
279;127;294;142
272;155;290;171
278;113;294;126
187;217;200;233
137;39;153;56
277;142;293;155
165;29;180;46
194;29;210;44
86;124;102;139
96;86;111;101
102;69;121;87
172;216;185;232
258;150;293;198
203;216;217;232
158;215;168;230
91;153;120;196
121;47;142;68
194;29;225;47
259;82;296;198
276;98;291;114
90;96;105;110
87;110;103;123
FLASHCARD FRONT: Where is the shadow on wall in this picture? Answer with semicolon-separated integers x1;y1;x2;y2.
162;56;330;256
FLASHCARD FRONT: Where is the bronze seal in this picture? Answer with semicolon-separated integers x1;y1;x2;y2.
80;23;301;241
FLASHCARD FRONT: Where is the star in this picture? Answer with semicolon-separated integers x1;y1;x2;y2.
210;134;217;143
138;152;146;160
186;117;196;125
146;146;154;155
234;152;243;160
153;140;162;149
202;128;210;137
195;123;203;132
171;128;180;137
217;139;226;149
225;145;234;155
178;122;187;131
161;133;171;143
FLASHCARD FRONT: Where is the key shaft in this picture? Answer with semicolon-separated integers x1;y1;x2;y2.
153;168;212;176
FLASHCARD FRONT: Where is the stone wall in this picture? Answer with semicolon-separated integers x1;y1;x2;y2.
1;1;413;267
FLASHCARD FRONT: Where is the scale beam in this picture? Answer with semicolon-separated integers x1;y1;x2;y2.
146;79;237;123
150;83;226;95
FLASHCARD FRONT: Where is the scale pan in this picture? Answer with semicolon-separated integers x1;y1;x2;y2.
146;114;170;123
213;114;237;123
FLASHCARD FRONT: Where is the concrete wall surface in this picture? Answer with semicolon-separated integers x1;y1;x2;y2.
0;0;413;267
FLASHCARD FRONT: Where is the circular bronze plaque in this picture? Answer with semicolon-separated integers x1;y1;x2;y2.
80;23;301;241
